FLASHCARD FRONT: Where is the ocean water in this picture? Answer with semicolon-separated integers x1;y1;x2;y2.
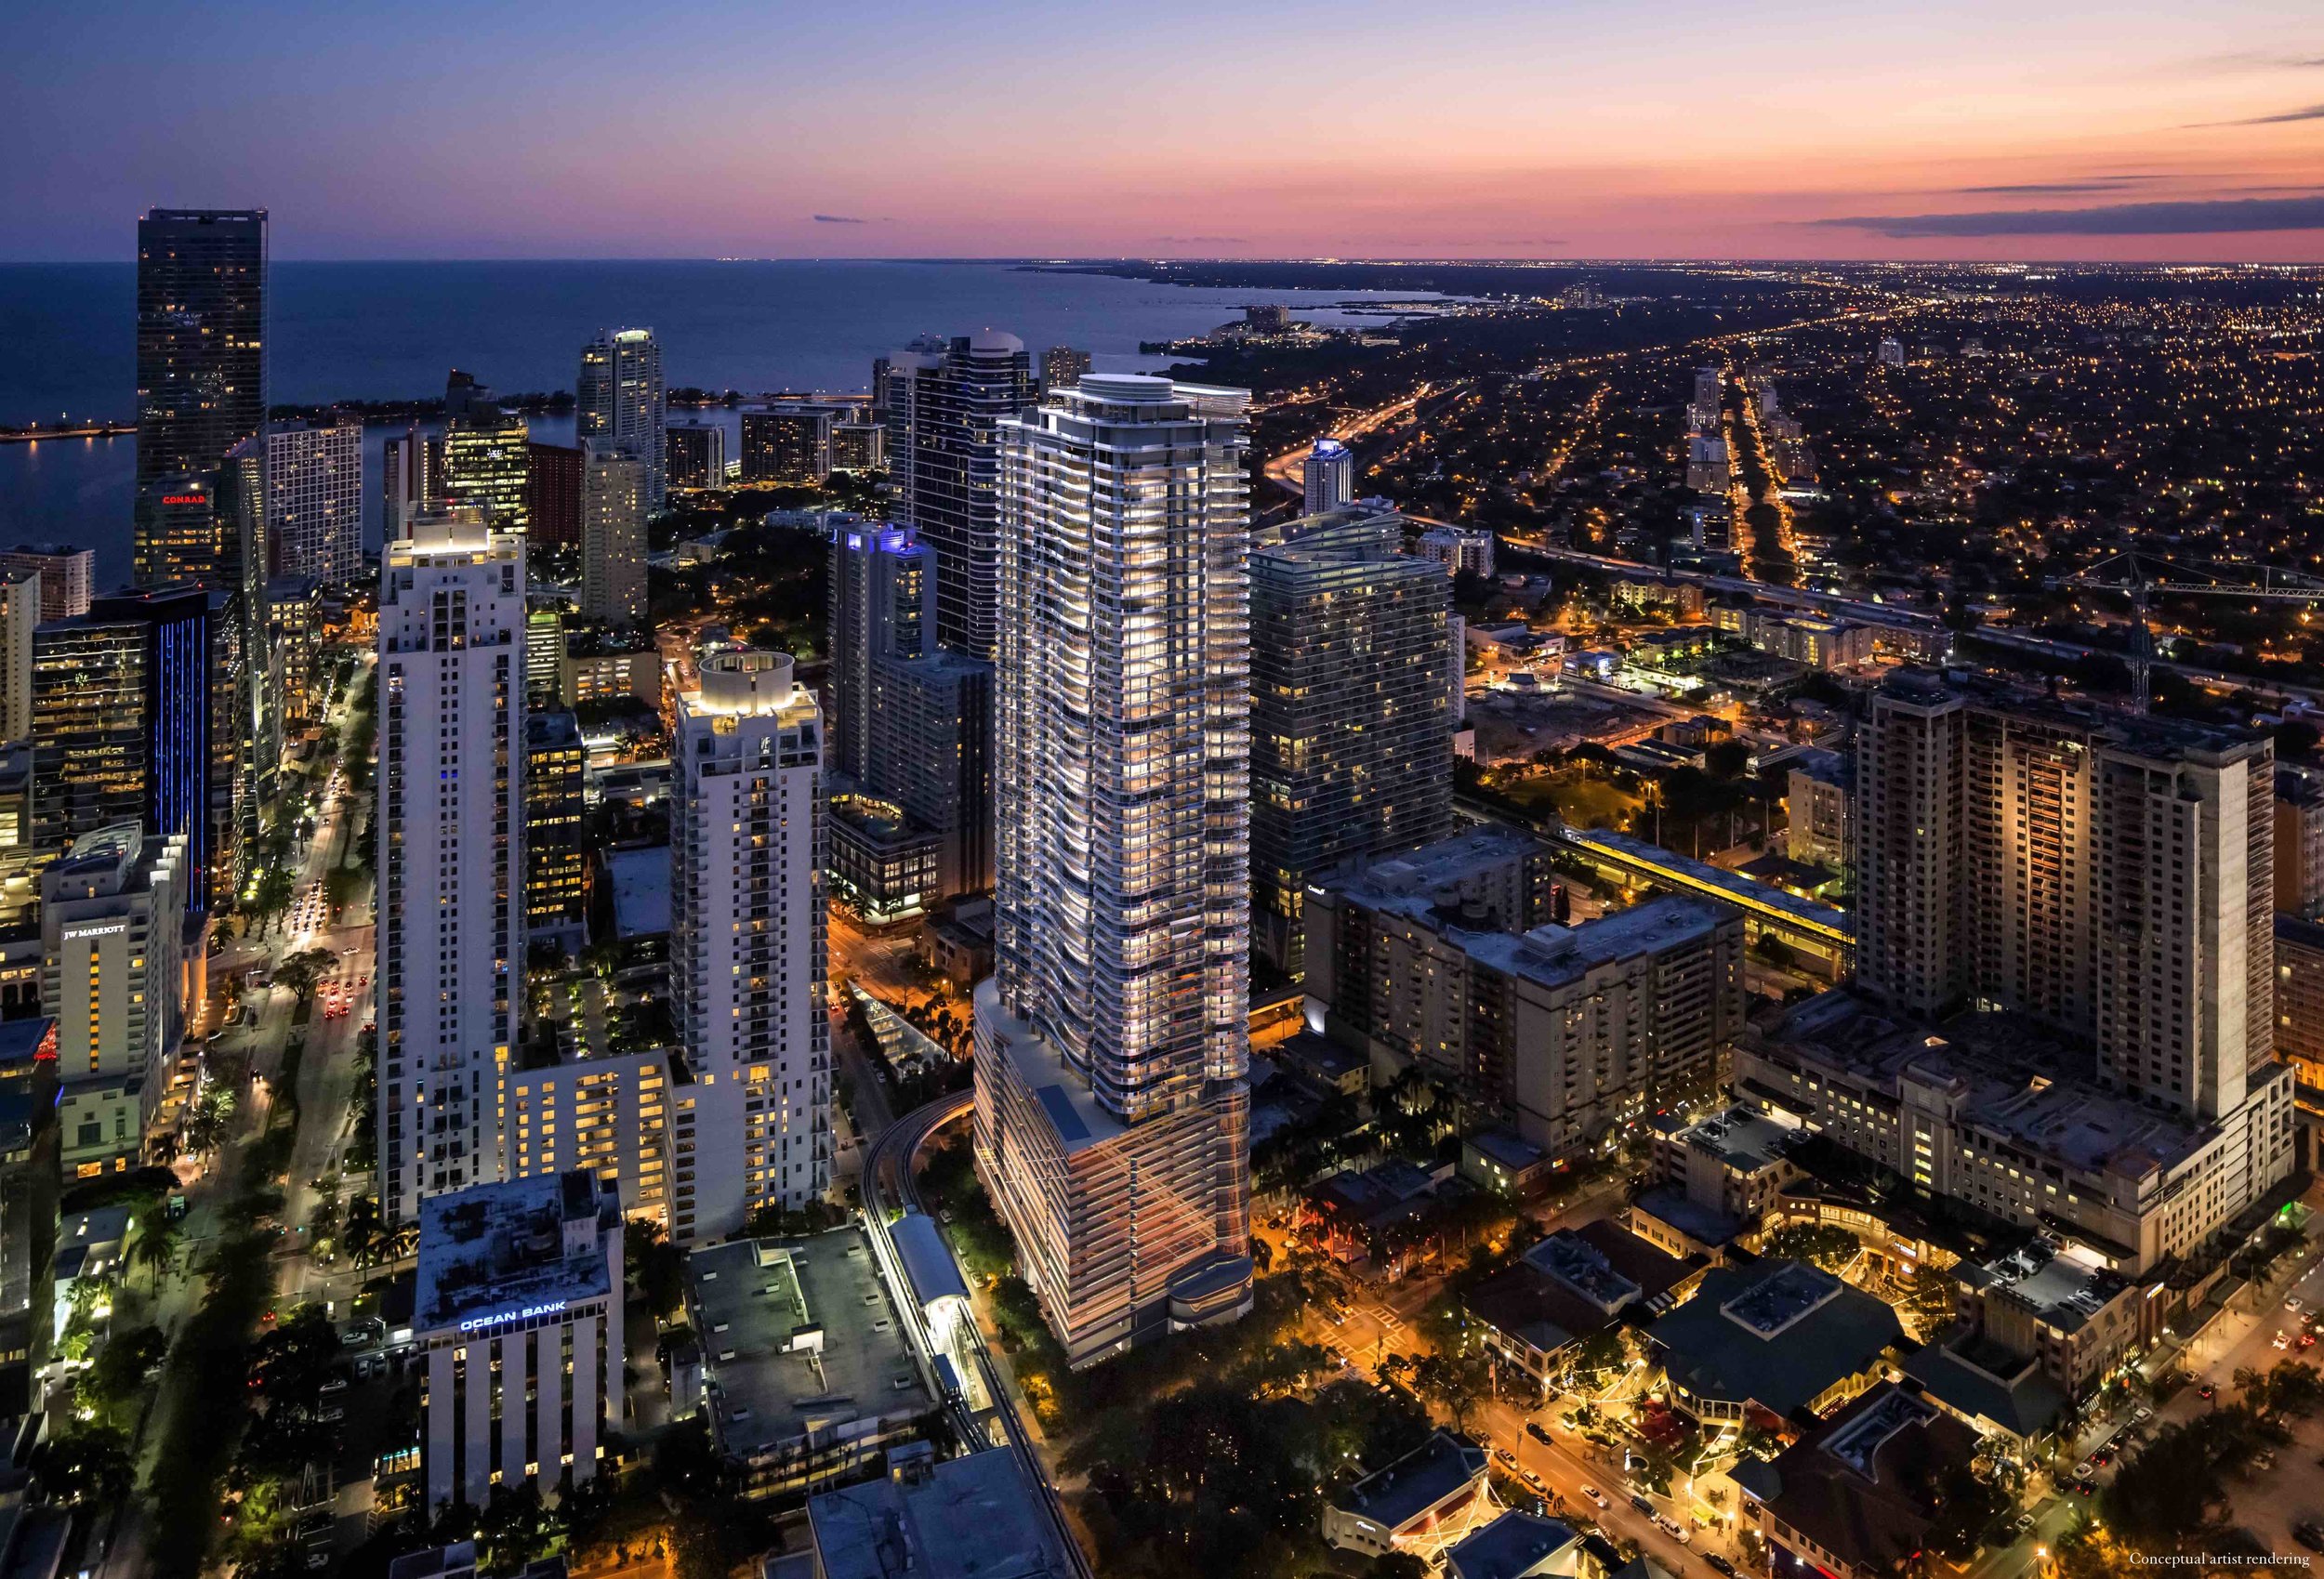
0;259;1426;582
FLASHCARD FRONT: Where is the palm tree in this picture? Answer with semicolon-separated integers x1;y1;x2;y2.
128;1203;181;1291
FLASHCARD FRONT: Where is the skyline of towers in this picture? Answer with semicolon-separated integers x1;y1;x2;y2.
885;331;1036;659
1249;503;1455;978
973;372;1256;1365
670;648;831;1235
376;508;525;1221
577;327;667;511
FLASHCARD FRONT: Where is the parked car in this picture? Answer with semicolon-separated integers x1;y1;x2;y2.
1580;1485;1609;1509
2072;1460;2094;1480
2277;1331;2294;1350
1705;1557;1737;1577
1631;1494;1657;1516
1495;1447;1519;1471
1527;1421;1553;1445
1656;1516;1692;1546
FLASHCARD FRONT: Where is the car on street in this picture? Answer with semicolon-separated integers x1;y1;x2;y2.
1705;1556;1736;1577
2014;1514;2036;1538
2289;1296;2304;1313
1655;1516;1692;1546
2199;1384;2215;1400
2276;1330;2293;1350
1631;1494;1657;1516
1580;1485;1609;1508
2133;1405;2152;1423
1522;1469;1546;1494
2072;1460;2094;1480
1527;1421;1553;1445
2073;1480;2096;1497
1495;1448;1519;1470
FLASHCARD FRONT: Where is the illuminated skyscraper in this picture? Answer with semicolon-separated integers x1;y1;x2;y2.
665;423;725;492
85;587;237;913
0;547;92;621
670;649;829;1239
383;426;443;541
266;419;364;585
825;521;932;781
973;374;1255;1365
30;623;147;856
886;333;1035;658
579;441;647;624
576;328;667;510
133;473;223;588
135;208;267;498
1039;345;1091;395
523;711;588;952
1249;504;1454;977
1301;437;1354;514
376;509;525;1221
441;383;531;533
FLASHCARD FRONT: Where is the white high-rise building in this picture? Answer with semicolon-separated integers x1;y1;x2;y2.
577;328;667;511
1302;437;1354;514
266;419;364;585
376;509;525;1222
580;441;647;624
973;373;1256;1367
670;649;829;1240
41;823;190;1172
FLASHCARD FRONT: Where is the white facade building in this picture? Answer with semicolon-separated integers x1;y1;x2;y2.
376;509;525;1222
670;649;829;1239
416;1170;623;1511
576;327;667;511
266;420;364;585
1302;437;1354;514
973;374;1256;1365
40;824;188;1175
1418;525;1495;579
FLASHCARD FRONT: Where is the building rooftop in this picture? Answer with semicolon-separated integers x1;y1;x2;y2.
808;1444;1073;1579
604;846;672;939
1630;1186;1745;1250
1459;898;1730;994
1327;826;1549;916
1335;1431;1489;1534
1754;992;2217;1189
1648;1259;1900;1418
1960;1241;2127;1333
1733;1382;1982;1577
1895;1342;2067;1442
689;1228;931;1462
1446;1512;1580;1579
1668;1103;1802;1178
414;1171;614;1335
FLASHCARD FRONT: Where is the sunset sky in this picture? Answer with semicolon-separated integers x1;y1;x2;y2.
6;0;2321;261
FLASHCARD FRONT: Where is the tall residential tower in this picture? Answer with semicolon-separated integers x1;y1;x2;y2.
670;649;829;1239
885;333;1035;658
577;328;667;511
376;510;525;1221
973;374;1256;1365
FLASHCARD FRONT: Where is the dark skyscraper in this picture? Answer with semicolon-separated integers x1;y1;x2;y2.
135;208;267;509
886;333;1035;658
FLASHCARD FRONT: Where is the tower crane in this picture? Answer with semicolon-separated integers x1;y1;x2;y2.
2059;551;2324;716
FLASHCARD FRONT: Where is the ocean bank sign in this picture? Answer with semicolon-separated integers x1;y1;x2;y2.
459;1298;568;1334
